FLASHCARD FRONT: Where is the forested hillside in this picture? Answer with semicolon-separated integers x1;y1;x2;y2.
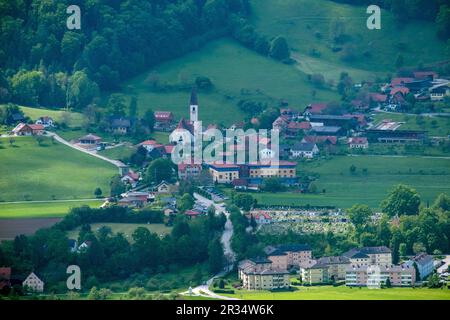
0;0;252;108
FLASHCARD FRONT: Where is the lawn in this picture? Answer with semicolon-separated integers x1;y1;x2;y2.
117;38;339;125
373;112;450;137
0;136;116;202
223;285;450;300
66;222;172;241
0;200;103;219
236;155;450;209
3;105;84;127
99;145;137;161
250;0;447;81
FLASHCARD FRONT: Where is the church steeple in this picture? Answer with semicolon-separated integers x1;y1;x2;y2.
189;87;198;123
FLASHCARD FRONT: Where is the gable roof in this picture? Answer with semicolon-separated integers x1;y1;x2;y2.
291;142;317;152
348;137;368;145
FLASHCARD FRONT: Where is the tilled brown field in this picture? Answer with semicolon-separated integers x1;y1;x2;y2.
0;218;62;241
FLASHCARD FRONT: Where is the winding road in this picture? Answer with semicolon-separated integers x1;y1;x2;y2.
180;193;238;300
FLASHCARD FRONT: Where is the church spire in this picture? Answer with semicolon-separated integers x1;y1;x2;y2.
190;87;198;106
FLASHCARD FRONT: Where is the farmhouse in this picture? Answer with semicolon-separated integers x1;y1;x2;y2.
290;142;319;158
348;137;368;149
154;111;174;124
22;272;44;293
110;117;132;135
311;126;343;136
11;123;44;136
78;133;102;145
35;116;54;128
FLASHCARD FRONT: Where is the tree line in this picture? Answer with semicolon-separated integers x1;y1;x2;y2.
0;204;226;294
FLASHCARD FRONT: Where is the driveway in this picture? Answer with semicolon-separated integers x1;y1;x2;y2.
47;132;125;168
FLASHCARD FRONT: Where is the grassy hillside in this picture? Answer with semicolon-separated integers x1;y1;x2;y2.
0;105;84;128
0;137;116;202
118;38;339;124
232;155;450;208
250;0;447;81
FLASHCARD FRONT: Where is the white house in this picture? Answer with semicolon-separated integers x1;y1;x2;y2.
22;272;44;293
290;142;319;158
35;116;54;128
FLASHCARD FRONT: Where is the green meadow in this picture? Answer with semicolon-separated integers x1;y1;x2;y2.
373;112;450;137
250;0;447;81
223;285;450;300
0;200;103;219
118;38;339;125
238;155;450;209
0;137;116;202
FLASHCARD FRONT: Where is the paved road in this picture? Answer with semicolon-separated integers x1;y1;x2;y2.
373;108;450;118
47;132;125;168
180;193;238;300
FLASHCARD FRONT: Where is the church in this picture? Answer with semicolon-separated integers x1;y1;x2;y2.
169;88;201;144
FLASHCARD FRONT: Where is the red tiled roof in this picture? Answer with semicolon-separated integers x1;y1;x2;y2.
390;77;414;87
287;121;311;130
0;267;11;280
154;111;173;119
369;93;388;102
308;103;328;114
140;140;157;146
178;162;202;172
303;135;337;145
164;145;174;154
185;210;203;216
390;87;410;96
29;124;44;130
348;137;368;144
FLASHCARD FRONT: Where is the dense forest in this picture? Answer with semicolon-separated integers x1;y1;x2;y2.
0;0;253;108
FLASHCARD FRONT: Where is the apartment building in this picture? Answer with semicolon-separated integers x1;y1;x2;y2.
343;246;392;266
208;163;240;184
238;258;290;290
301;261;329;285
404;253;434;280
265;244;312;270
345;264;416;287
316;256;351;280
248;161;297;179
